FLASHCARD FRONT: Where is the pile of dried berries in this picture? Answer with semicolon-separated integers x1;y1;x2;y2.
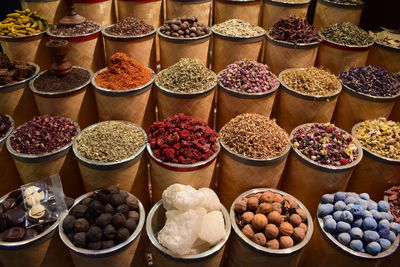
156;58;216;93
281;67;341;96
211;19;265;38
218;60;278;93
339;66;400;97
369;30;400;49
10;116;78;155
49;21;100;37
34;68;91;93
105;17;154;36
160;16;209;38
0;114;12;139
220;114;289;159
148;114;219;164
75;121;146;163
234;190;309;249
321;22;373;46
269;16;321;44
63;186;140;250
354;118;400;159
292;123;359;166
324;0;363;4
0;53;35;85
385;186;400;223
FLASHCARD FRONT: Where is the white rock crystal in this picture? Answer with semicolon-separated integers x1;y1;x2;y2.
162;184;186;210
199;188;222;212
162;184;204;211
198;211;226;246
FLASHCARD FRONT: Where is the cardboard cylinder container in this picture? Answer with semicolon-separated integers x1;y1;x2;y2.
366;43;400;73
20;0;67;24
261;0;310;30
390;100;400;122
214;0;261;26
74;0;116;26
117;0;163;27
166;0;212;27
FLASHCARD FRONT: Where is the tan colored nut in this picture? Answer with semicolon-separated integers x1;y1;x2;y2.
292;227;306;243
242;224;255;239
271;193;283;203
296;208;307;222
241;211;254;224
252;213;268;230
299;223;308;232
265;223;279;239
289;214;302;227
279;222;294;236
279;236;294;248
283;196;299;209
252;232;267;246
257;203;273;215
247;196;259;210
260;191;274;203
234;199;247;213
271;202;282;214
266;239;279;249
267;211;283;225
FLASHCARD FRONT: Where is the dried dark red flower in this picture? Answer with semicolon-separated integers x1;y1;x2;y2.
0;114;12;139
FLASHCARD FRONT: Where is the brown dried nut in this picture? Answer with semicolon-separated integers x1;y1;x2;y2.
279;236;294;249
92;189;111;203
87;200;104;217
256;203;272;215
74;218;90;232
63;215;76;233
108;185;120;194
289;214;302;227
265;224;279;239
111;193;125;207
271;203;282;214
81;197;92;206
102;240;115;249
103;224;116;240
88;242;102;250
104;203;115;214
247;197;259;210
73;232;87;248
126;195;139;210
283;196;298;209
260;191;274;203
252;232;267;246
241;224;255;239
116;204;129;215
126;218;138;232
279;222;294;236
266;239;279;249
292;227;306;243
112;213;126;229
87;226;103;242
96;213;113;228
115;228;130;243
128;211;139;221
241;211;254;224
252;214;268;230
234;200;247;213
267;211;283;225
70;204;87;218
296;208;307;222
299;223;308;232
271;193;283;203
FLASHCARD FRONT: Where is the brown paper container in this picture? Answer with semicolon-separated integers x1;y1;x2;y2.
332;83;399;132
226;188;314;267
148;143;220;203
217;142;290;208
366;44;400;73
20;0;67;24
314;0;364;28
75;0;115;26
281;123;363;217
158;29;211;70
166;0;212;27
103;27;157;69
276;68;341;133
117;0;163;27
0;63;40;126
212;32;265;74
59;191;146;267
390;99;400;121
261;0;310;30
146;199;231;267
214;0;261;26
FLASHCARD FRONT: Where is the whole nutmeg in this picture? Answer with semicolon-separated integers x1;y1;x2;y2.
104;203;115;215
296;208;307;222
299;223;308;232
87;200;104;217
247;197;259;210
128;211;139;221
252;214;268;230
126;196;139;210
70;204;87;218
279;236;294;249
81;197;92;206
241;224;255;239
279;222;294;236
267;211;283;225
265;224;279;239
87;226;103;242
271;203;282;214
74;218;90;232
266;239;280;249
73;232;87;248
283;196;298;209
111;193;125;207
271;193;283;203
115;228;130;243
126;218;138;232
260;191;274;203
103;224;116;240
88;242;102;250
96;213;113;228
112;213;126;229
241;211;254;224
292;227;306;243
289;214;302;227
116;204;129;215
234;200;247;213
257;203;272;215
102;240;115;249
63;215;76;233
252;232;267;246
92;189;111;203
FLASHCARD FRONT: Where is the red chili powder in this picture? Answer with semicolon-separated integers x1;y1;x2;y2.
95;52;152;90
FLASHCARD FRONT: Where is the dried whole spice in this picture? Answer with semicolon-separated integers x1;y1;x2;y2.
211;19;265;38
385;186;400;223
339;66;400;97
320;22;373;46
0;53;35;85
0;114;12;139
220;113;289;159
10;116;77;155
148;113;219;164
76;121;146;163
369;30;400;49
105;17;154;36
34;68;90;93
219;60;278;93
292;123;359;166
269;16;321;44
160;16;209;38
49;21;100;37
0;9;49;37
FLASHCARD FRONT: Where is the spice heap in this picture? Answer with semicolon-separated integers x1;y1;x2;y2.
339;66;400;97
324;0;363;4
158;184;226;256
0;114;12;139
105;17;154;36
234;190;309;249
219;60;278;93
385;186;400;223
75;121;145;163
49;21;100;37
354;118;400;160
269;16;321;44
370;30;400;48
10;116;77;155
148;114;219;164
63;186;140;250
292;123;359;166
160;16;209;38
34;68;90;93
0;9;49;37
95;53;152;90
156;58;216;93
220;114;289;159
281;67;341;96
212;19;265;38
318;192;400;255
321;22;373;46
0;53;35;85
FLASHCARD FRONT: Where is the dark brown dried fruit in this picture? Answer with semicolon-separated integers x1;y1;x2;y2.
128;211;139;221
104;203;115;214
92;190;111;203
70;204;87;218
126;218;137;232
87;200;104;217
102;240;114;249
73;232;87;248
111;194;125;207
3;227;25;242
96;213;112;228
88;242;102;250
5;208;25;226
74;218;90;232
64;197;75;209
116;204;129;215
2;198;17;210
112;213;126;229
125;196;139;210
103;224;116;240
63;215;76;233
87;226;103;242
115;228;130;243
81;197;92;206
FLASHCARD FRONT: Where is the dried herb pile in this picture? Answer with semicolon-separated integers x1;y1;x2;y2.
321;22;373;46
34;68;91;93
49;21;100;37
369;30;400;49
0;114;12;139
211;19;265;38
105;17;154;36
269;16;321;44
0;9;49;37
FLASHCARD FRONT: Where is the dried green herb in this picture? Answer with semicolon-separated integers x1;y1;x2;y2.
369;30;400;49
321;22;373;46
211;19;265;38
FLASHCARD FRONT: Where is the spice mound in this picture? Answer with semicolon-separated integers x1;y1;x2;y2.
211;19;265;38
95;53;152;90
10;115;78;155
339;66;400;97
0;9;49;37
49;21;100;37
318;192;400;255
220;113;289;159
320;22;373;46
385;186;400;223
281;67;341;96
0;114;12;139
148;114;219;164
156;58;216;93
105;17;154;36
354;118;400;160
269;16;321;44
0;53;35;85
158;184;227;256
324;0;363;5
369;30;400;49
160;16;210;38
234;190;309;249
63;186;140;250
219;60;278;93
75;121;146;163
292;123;358;166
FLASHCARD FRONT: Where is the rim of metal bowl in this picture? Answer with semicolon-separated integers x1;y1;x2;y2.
0;114;14;148
0;62;40;92
46;23;102;39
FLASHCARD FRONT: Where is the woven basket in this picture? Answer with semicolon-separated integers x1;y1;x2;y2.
390;100;400;121
20;0;67;24
75;0;116;26
314;0;364;28
261;0;310;30
166;0;212;26
214;0;261;26
366;43;400;73
117;0;163;27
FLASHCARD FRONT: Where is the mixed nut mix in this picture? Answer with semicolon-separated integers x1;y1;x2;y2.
0;53;35;85
318;192;400;255
234;190;309;249
0;9;49;37
369;30;400;49
0;114;12;139
320;22;373;46
160;16;209;38
385;186;400;223
269;16;321;44
105;17;154;36
211;19;265;38
49;21;100;37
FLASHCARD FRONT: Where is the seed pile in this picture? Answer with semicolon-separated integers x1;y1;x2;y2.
269;16;321;44
148;114;219;164
0;53;35;85
156;58;216;93
219;60;278;93
0;9;48;37
369;30;400;48
10;116;77;155
105;17;154;36
234;190;309;249
49;21;100;37
220;113;289;159
281;67;341;96
339;66;400;97
212;19;265;38
34;68;91;93
76;121;145;163
160;16;209;38
0;114;12;139
321;22;373;46
324;0;363;4
292;123;359;166
385;186;400;223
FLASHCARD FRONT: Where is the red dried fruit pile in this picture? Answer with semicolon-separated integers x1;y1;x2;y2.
385;186;400;223
148;114;219;164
